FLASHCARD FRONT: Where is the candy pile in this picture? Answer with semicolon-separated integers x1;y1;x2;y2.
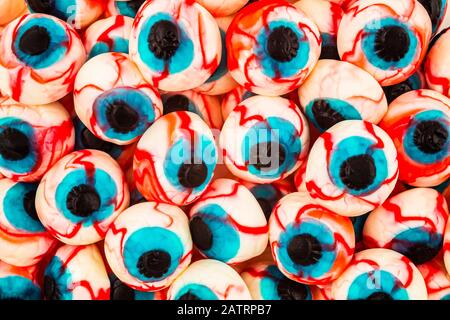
0;0;448;301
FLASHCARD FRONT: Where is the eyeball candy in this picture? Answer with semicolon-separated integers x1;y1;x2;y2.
194;16;239;96
133;111;217;206
0;261;41;300
333;249;428;300
241;261;313;300
110;275;167;300
351;214;369;252
106;0;145;18
74;52;163;146
161;90;223;129
25;0;104;29
0;178;57;267
220;95;310;184
383;70;426;104
380;89;450;187
104;202;192;291
0;13;87;105
425;28;450;98
269;192;355;285
418;257;450;300
129;0;221;92
196;0;249;17
0;0;27;27
36;149;130;245
363;188;449;265
294;0;343;60
444;217;450;275
417;0;450;34
0;99;74;182
188;178;268;264
337;0;432;86
305;120;399;217
168;259;252;300
221;86;255;121
83;15;134;59
298;59;388;133
43;244;110;300
227;0;321;96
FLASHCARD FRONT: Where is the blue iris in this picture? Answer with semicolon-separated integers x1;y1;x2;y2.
55;168;117;225
163;135;217;191
174;284;218;300
88;37;129;59
27;0;75;21
260;265;312;300
13;16;69;69
362;17;418;70
305;98;362;132
0;276;41;300
391;227;443;257
351;214;368;244
3;182;44;233
404;110;450;164
205;29;228;83
192;204;240;262
93;88;156;142
137;13;194;74
115;0;142;18
44;256;73;300
0;117;36;174
329;136;388;196
256;20;309;78
276;220;336;279
242;117;302;179
347;270;409;300
123;227;184;282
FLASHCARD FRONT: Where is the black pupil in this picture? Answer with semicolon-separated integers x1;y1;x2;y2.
23;190;39;222
178;161;208;189
413;120;448;154
311;99;345;131
267;26;299;62
106;100;139;133
367;292;393;300
189;216;213;251
277;278;309;300
374;25;410;62
43;276;61;300
26;0;55;15
178;291;201;300
19;25;51;56
383;81;413;104
287;234;323;266
137;250;171;278
111;278;135;300
404;242;441;265
418;0;442;29
66;184;101;217
148;20;180;60
0;128;30;161
339;154;376;191
164;95;190;115
80;127;114;153
250;142;286;171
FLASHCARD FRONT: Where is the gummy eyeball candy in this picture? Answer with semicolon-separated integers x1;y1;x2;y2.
418;257;450;300
0;261;41;300
337;0;432;86
43;244;110;300
83;15;134;59
161;90;223;129
0;13;87;105
227;0;321;96
196;0;249;17
417;0;450;34
189;178;268;264
74;52;163;146
221;86;255;121
380;89;450;187
104;202;192;291
168;259;252;300
109;275;167;300
331;248;427;300
0;178;57;267
298;59;388;133
134;111;217;206
220;95;310;184
444;217;450;274
106;0;145;18
351;213;369;252
269;192;355;285
36;149;130;245
311;283;333;300
305;120;399;217
25;0;104;29
0;0;27;27
363;188;449;265
0;99;74;182
425;28;450;97
129;0;221;92
194;16;238;96
241;261;313;300
383;70;426;104
294;0;343;60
